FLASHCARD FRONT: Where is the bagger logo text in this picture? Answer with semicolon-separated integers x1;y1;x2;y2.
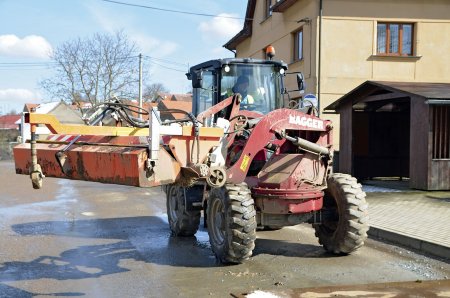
289;115;324;129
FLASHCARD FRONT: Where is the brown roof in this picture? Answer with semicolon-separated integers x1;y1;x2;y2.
0;115;21;129
117;100;157;121
24;103;39;113
171;94;192;102
159;99;192;120
155;92;172;101
325;81;450;111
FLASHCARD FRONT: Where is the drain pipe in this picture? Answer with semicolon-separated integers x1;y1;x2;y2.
318;0;323;116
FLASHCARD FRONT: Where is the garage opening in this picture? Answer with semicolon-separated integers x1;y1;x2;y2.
353;100;410;179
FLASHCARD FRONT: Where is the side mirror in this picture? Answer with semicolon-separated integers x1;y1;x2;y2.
191;70;203;88
296;73;305;93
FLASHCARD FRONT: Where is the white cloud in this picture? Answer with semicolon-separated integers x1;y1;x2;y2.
129;32;178;57
0;88;42;114
0;88;41;104
198;14;242;42
212;46;233;56
0;35;53;59
85;3;178;57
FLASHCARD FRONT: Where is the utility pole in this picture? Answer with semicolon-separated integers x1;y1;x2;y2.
138;53;143;119
318;0;323;116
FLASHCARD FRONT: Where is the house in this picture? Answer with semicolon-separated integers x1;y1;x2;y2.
224;0;450;151
23;103;39;113
152;92;193;103
19;101;84;141
120;97;192;122
0;115;20;130
158;99;193;120
225;0;450;188
326;81;450;190
0;114;21;160
171;93;193;102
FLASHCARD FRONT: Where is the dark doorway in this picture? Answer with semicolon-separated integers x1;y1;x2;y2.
353;101;410;179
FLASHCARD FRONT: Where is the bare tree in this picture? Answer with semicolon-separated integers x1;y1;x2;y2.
41;31;142;106
143;83;169;102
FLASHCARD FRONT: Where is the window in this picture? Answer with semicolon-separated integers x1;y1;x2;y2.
293;29;303;61
220;64;283;114
265;0;272;19
432;106;450;159
197;70;214;114
377;22;414;56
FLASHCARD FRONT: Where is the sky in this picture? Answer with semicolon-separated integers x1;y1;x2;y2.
0;0;247;114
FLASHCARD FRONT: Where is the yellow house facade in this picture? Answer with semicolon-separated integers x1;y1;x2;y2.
224;0;450;150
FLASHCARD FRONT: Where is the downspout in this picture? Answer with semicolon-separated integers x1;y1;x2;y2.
318;0;323;116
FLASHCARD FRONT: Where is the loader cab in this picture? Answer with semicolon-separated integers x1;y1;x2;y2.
187;58;288;116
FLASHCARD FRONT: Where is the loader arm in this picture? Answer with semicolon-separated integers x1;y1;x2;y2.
226;108;333;184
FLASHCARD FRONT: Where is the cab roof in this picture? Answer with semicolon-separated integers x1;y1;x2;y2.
189;58;288;74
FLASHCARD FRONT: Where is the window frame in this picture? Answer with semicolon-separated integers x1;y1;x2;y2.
293;28;304;62
264;0;272;19
376;22;414;56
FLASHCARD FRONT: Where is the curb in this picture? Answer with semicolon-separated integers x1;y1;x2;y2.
368;226;450;260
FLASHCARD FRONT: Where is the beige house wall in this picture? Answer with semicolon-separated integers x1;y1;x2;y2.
233;0;450;150
236;0;318;93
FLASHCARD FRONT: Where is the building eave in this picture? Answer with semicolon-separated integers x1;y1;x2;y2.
223;27;252;51
272;0;298;13
325;81;450;112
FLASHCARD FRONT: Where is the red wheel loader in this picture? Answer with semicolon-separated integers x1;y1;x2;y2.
14;56;368;264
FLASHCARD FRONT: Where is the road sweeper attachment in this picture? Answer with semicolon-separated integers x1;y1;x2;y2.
14;105;225;189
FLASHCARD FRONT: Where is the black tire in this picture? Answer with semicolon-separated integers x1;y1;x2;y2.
207;183;257;264
314;173;369;254
166;184;201;236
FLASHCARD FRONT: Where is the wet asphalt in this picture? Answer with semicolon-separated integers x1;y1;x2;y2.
0;161;449;297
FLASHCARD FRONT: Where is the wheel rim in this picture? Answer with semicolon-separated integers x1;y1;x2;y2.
210;198;225;246
168;187;180;222
321;191;340;234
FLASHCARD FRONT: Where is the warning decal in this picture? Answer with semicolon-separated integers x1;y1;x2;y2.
240;155;250;172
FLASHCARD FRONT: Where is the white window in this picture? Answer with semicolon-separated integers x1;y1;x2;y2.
293;29;303;61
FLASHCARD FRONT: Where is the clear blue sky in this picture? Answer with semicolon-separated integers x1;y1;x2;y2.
0;0;247;114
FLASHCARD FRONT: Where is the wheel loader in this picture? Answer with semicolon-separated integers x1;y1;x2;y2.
14;54;369;264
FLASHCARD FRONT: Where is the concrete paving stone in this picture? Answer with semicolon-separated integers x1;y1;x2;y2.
363;182;450;259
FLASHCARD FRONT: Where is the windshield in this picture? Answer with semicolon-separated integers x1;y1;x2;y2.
220;64;283;114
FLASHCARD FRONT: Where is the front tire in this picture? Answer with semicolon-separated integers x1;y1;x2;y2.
314;173;369;254
166;184;201;236
207;183;257;264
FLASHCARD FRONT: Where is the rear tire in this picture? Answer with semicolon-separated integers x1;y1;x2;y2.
207;183;257;264
166;184;201;236
314;173;369;254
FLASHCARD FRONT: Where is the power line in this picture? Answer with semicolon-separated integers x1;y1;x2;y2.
148;60;186;73
0;55;185;67
101;0;247;20
100;0;301;23
0;62;57;66
143;55;188;67
0;68;53;71
0;55;189;72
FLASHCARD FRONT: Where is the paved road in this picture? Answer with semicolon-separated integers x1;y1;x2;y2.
0;161;449;297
